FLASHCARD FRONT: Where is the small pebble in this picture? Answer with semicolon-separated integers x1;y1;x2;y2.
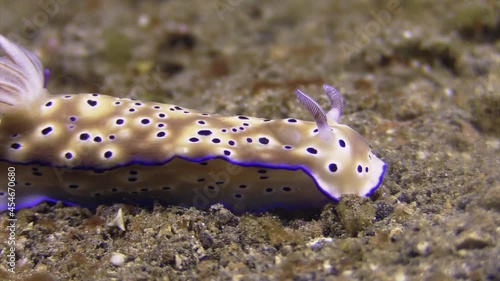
455;231;490;250
307;237;334;250
110;252;126;266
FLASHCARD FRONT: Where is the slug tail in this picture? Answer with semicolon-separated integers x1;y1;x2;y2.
0;35;46;114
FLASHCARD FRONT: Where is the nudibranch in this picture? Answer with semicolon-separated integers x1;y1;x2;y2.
0;35;386;213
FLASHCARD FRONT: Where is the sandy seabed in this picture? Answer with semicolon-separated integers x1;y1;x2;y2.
0;1;499;280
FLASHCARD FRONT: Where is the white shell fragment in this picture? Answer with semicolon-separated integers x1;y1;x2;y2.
0;35;386;214
107;208;125;231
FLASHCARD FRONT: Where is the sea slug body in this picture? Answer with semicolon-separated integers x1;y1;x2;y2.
0;35;386;213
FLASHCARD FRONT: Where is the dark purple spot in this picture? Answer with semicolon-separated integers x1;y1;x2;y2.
265;187;273;192
260;176;269;180
313;128;319;133
141;118;150;124
239;184;247;188
263;119;271;122
216;181;225;185
64;95;71;99
183;111;189;114
189;137;199;142
329;163;338;172
282;187;292;192
231;128;237;132
207;186;215;190
365;167;369;173
339;139;346;148
70;116;77;122
135;102;142;106
259;137;269;145
65;152;73;159
234;194;243;198
238;116;249;120
116;119;124;125
212;138;221;143
45;101;52;107
157;123;165;128
198;130;212;136
157;132;166;138
129;108;135;112
228;140;235;146
306;147;318;154
223;150;231;156
80;133;90;140
197;178;205;182
153;105;161;109
221;129;227;133
11;143;21;149
169;108;175;111
128;178;137;182
357;165;362;173
284;145;292;150
174;106;182;110
239;127;244;131
201;113;209;116
114;101;121;105
68;184;79;189
92;93;99;97
104;151;113;158
158;113;166;118
287;119;297;123
87;100;97;106
109;135;116;140
243;123;249;126
197;120;206;125
129;170;138;175
41;127;53;135
258;169;267;174
11;134;19;138
246;138;253;143
199;162;208;166
94;136;102;142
